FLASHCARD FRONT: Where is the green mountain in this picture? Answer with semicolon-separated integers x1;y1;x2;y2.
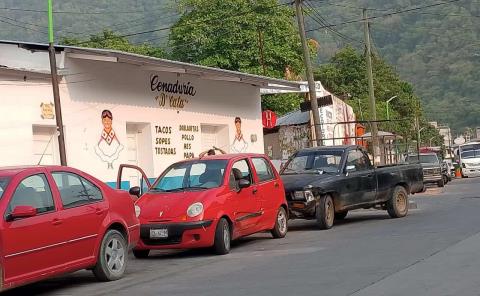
1;0;478;134
305;0;480;135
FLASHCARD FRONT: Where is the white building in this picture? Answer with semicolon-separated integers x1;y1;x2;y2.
263;81;356;164
0;40;300;187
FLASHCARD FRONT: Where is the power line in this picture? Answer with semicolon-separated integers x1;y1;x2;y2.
306;0;464;32
0;7;153;14
0;16;48;34
304;0;363;45
70;2;292;46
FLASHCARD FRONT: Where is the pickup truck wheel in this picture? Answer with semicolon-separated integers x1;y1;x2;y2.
334;211;348;220
437;178;445;187
387;186;408;218
316;195;334;230
213;218;231;255
271;207;288;238
92;229;127;281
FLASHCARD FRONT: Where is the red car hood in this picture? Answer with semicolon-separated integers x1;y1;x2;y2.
136;190;214;222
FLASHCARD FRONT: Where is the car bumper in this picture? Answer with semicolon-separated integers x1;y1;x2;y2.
423;175;442;183
128;224;141;249
287;200;316;218
462;168;480;177
135;220;215;250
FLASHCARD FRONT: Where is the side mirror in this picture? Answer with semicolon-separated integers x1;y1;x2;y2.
129;186;141;198
9;206;37;221
238;179;251;189
346;165;356;173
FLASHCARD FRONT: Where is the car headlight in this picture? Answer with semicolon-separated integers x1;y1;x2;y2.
187;202;204;218
293;190;315;202
462;163;467;168
134;205;141;218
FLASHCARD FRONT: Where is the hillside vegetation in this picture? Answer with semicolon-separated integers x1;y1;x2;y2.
0;0;478;133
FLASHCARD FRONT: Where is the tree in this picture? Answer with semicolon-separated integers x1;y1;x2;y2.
169;0;308;115
62;30;166;58
314;46;438;142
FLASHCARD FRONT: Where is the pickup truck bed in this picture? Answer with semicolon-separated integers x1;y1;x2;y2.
280;145;424;229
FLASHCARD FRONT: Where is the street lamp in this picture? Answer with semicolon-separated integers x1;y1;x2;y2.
386;95;398;120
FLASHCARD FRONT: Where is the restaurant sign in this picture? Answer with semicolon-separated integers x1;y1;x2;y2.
150;75;197;109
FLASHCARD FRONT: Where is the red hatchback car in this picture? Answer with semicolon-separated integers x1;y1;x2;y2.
0;166;140;291
125;154;288;256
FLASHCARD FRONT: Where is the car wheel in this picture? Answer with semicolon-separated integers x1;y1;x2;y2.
334;211;348;220
93;229;127;281
213;218;231;255
387;186;409;218
443;175;448;184
133;249;150;259
271;207;288;239
437;178;445;187
316;195;334;230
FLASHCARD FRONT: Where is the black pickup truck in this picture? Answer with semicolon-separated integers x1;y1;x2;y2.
280;145;424;229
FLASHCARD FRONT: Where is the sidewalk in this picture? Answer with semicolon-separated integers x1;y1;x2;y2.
352;231;480;296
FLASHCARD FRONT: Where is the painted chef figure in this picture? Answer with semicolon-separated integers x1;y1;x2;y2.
94;109;124;169
231;117;248;153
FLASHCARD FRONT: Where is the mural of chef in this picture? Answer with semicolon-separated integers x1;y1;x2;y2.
231;116;248;153
94;109;124;169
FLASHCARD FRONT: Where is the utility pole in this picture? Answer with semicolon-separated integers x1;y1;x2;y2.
48;0;67;166
363;9;380;164
257;29;267;76
295;0;323;146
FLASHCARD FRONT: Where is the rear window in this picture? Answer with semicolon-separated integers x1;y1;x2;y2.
0;177;9;199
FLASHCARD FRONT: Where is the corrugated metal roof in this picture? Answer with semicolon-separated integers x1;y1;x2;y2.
0;40;301;90
276;109;310;126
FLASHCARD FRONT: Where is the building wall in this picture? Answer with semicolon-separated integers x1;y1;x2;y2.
0;48;265;185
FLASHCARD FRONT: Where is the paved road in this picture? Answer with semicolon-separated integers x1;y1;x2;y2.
6;178;480;296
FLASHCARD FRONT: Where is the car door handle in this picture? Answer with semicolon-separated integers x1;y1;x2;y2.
95;208;105;215
366;174;373;178
274;182;280;188
252;188;258;195
52;218;63;226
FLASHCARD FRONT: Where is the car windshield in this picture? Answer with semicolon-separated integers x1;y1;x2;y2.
0;177;9;199
407;155;439;164
150;160;228;192
282;150;343;174
460;144;480;159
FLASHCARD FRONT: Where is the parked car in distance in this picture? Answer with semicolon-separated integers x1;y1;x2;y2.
280;146;424;229
0;166;140;292
123;154;288;257
406;153;444;187
441;161;452;184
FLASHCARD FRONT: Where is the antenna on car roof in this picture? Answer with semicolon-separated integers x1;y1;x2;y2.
37;132;56;165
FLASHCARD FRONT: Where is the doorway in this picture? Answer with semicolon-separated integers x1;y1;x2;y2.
201;124;229;153
124;123;153;188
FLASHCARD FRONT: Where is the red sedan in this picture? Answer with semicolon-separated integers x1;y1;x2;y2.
124;154;288;257
0;166;140;291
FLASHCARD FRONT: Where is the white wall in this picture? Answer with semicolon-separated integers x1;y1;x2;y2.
0;45;265;185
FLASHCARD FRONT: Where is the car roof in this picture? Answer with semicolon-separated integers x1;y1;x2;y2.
298;145;356;152
0;165;67;176
186;153;268;161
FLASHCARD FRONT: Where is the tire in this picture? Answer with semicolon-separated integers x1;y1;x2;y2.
334;211;348;220
213;218;231;255
93;229;127;281
133;249;150;259
316;195;334;230
437;178;445;187
387;186;409;219
443;175;448;185
271;207;288;239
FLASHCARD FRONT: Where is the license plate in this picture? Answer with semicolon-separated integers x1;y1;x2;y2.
150;228;168;238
